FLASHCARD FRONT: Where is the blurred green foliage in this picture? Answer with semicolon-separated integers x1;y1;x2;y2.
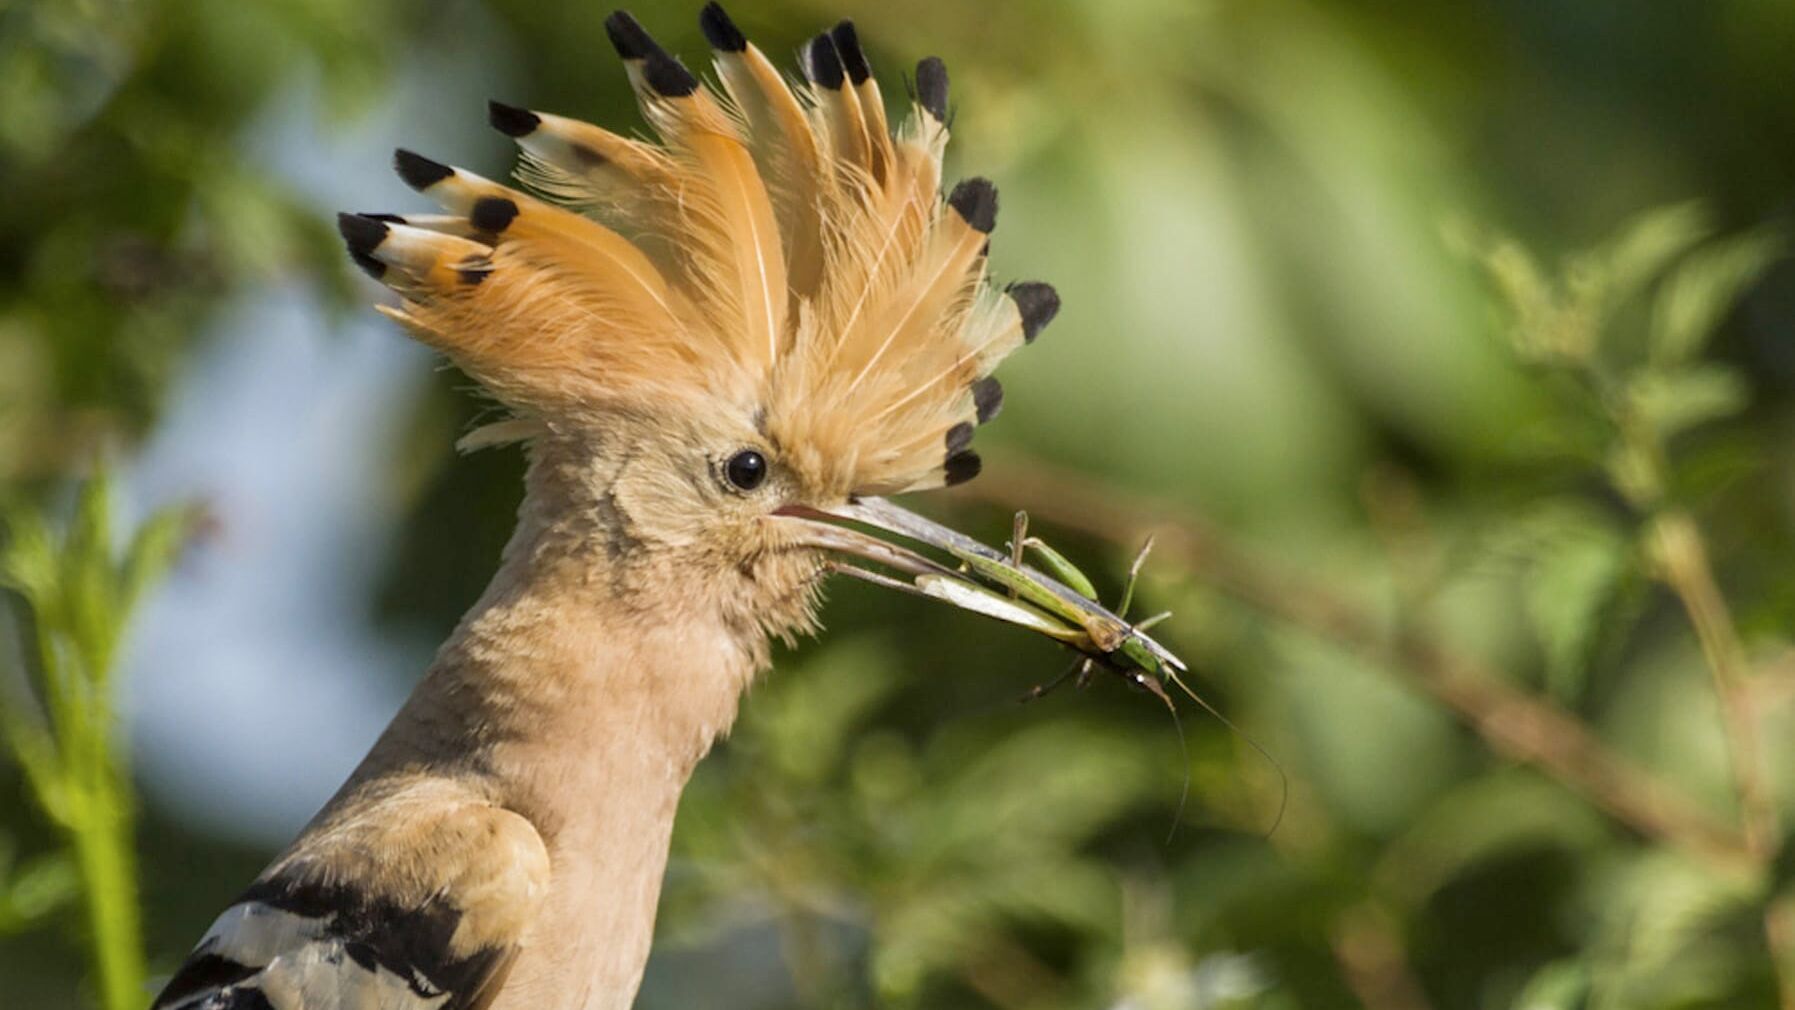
1;474;191;1010
5;0;1795;1008
0;0;401;479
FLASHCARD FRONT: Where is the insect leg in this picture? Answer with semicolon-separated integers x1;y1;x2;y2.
1008;510;1029;570
1134;610;1173;632
1073;657;1097;689
1020;655;1088;702
1116;534;1157;618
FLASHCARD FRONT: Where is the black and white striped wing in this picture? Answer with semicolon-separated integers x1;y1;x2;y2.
152;802;549;1010
152;882;507;1010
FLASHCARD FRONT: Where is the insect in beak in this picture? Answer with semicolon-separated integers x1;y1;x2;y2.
772;497;1187;685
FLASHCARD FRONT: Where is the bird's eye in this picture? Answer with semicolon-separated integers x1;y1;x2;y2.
724;449;768;492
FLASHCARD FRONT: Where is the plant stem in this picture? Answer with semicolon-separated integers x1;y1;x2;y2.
1649;511;1778;858
71;793;145;1010
1648;509;1791;1009
1330;902;1436;1010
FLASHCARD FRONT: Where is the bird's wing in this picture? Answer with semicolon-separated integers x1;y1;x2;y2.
152;786;550;1010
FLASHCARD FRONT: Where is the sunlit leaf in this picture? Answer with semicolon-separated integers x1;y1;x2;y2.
0;506;58;611
1512;959;1589;1010
1590;850;1762;1008
1522;509;1631;701
1594;202;1713;311
1481;238;1583;362
121;503;195;616
1628;365;1749;441
0;849;78;934
1651;228;1783;364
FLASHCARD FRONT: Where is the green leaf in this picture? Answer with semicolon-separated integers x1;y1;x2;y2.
1594;201;1713;310
1378;770;1609;907
1524;512;1630;702
0;475;181;1009
923;723;1154;860
0;709;64;820
121;504;196;616
1628;366;1749;441
1479;239;1573;362
1478;500;1636;702
66;473;122;679
1651;228;1783;364
1512;959;1590;1010
0;506;58;611
0;849;78;934
748;639;899;788
1593;850;1760;1005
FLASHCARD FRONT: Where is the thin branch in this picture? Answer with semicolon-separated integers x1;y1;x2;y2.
1648;510;1789;1009
954;455;1754;869
1330;902;1436;1010
1650;511;1778;858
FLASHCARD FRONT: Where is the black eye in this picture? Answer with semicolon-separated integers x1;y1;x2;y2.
724;449;767;491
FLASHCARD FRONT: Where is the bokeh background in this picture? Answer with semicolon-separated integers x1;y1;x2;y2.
5;1;1795;1008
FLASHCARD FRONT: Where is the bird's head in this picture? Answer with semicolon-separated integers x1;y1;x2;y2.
338;6;1061;646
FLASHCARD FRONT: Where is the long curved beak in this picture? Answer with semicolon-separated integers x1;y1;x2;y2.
774;497;1186;677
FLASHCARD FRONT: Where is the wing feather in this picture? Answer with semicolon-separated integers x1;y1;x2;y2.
152;793;548;1010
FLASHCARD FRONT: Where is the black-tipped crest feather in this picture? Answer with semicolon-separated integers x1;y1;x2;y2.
645;53;700;96
698;2;746;51
1007;282;1060;343
337;213;389;256
394;149;453;191
488;100;540;138
470;197;519;234
973;377;1004;424
948;178;998;234
341;8;1048;500
348;253;385;279
945;421;975;455
830;21;871;84
914;57;948;122
604;11;655;60
944;450;982;486
805;34;844;89
605;11;699;96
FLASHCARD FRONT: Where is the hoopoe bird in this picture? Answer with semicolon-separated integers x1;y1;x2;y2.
151;6;1073;1009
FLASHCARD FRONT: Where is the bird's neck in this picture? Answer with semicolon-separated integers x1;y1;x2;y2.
351;445;762;1009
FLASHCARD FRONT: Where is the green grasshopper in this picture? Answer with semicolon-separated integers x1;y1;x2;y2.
1005;512;1175;705
801;497;1283;840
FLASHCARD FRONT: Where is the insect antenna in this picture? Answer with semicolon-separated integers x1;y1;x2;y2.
1159;665;1289;842
1153;676;1192;846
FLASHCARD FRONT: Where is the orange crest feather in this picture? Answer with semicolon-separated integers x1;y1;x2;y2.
339;4;1059;496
